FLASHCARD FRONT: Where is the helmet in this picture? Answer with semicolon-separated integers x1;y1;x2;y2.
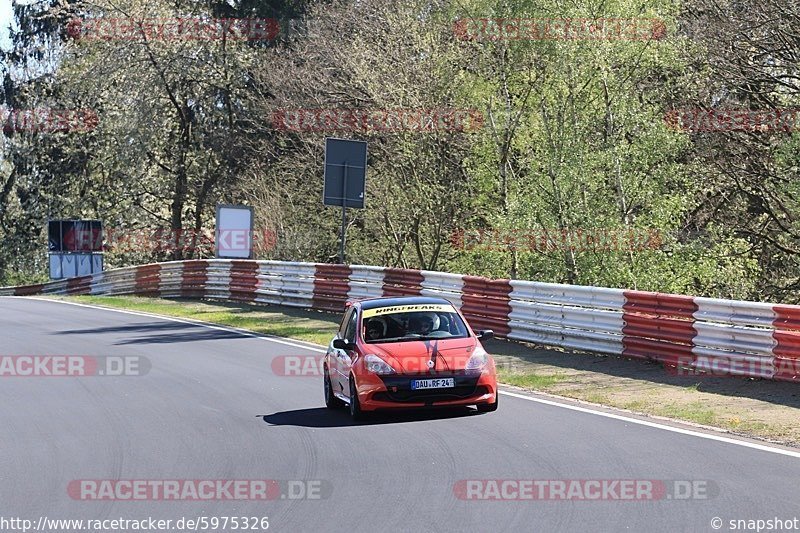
409;312;440;334
438;313;451;333
366;317;387;340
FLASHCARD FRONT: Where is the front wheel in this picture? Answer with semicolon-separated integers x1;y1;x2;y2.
349;377;364;421
477;393;499;413
324;367;344;409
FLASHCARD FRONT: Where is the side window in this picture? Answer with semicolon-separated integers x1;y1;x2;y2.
338;307;354;338
344;310;359;343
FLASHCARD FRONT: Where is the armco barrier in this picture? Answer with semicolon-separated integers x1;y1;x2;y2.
622;291;697;366
461;276;512;336
2;259;799;383
313;264;352;311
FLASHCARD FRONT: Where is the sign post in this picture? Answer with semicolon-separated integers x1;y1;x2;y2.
323;138;367;264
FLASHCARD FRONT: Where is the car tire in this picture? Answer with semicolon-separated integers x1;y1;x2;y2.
477;393;499;413
349;377;364;421
324;367;344;409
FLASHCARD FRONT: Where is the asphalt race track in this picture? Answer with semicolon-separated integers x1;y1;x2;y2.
2;297;799;532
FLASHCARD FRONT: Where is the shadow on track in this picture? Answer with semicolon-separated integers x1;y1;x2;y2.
259;406;483;428
55;321;244;345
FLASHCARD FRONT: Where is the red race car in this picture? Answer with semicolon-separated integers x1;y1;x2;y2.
323;296;498;420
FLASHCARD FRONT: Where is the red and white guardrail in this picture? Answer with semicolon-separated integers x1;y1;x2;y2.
2;259;798;382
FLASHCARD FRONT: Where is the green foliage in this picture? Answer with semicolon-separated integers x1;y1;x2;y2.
1;0;797;302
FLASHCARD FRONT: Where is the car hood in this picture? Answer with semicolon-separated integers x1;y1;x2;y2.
366;337;479;374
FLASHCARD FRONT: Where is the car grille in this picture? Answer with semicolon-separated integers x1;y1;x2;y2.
374;374;486;404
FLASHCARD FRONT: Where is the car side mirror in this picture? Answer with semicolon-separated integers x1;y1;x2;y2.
477;330;494;341
333;338;353;350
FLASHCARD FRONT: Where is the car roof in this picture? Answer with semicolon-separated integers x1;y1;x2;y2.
357;296;454;310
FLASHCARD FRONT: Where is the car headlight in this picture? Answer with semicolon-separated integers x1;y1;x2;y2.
365;354;396;375
465;348;488;374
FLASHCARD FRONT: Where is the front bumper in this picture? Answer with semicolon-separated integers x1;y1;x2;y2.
357;372;497;411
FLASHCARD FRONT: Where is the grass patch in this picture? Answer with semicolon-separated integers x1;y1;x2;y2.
622;400;650;412
580;393;613;405
497;369;565;390
652;402;718;426
614;399;718;426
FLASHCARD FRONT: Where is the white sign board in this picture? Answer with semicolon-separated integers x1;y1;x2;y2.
216;204;254;259
61;254;77;278
76;254;93;276
49;254;62;279
49;253;103;280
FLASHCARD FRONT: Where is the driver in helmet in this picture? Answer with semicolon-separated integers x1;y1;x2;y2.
408;312;439;336
366;317;387;341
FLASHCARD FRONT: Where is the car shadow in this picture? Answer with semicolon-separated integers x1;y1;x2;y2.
259;406;482;428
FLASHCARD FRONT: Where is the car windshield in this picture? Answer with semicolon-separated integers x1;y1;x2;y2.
361;304;469;343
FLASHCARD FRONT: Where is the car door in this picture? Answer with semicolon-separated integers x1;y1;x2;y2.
332;307;358;394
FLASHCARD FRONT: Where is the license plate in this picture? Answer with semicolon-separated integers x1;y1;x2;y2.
411;378;455;390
